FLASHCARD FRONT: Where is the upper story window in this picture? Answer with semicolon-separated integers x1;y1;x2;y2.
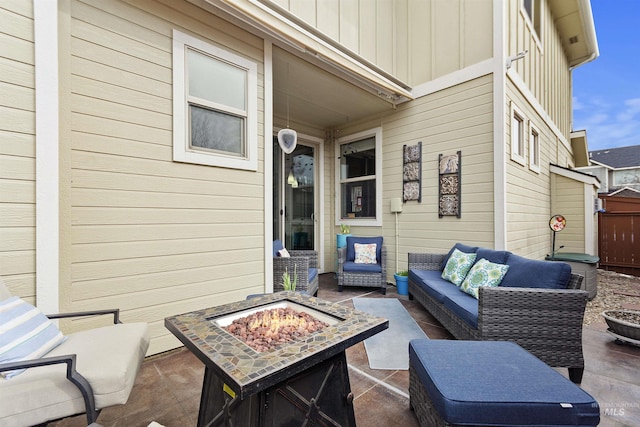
522;0;542;41
510;103;526;166
336;128;382;227
173;30;257;170
529;123;540;173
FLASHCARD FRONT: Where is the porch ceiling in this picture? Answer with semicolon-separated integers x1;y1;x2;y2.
273;47;398;130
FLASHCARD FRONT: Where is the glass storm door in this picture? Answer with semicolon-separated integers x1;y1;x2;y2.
273;139;316;250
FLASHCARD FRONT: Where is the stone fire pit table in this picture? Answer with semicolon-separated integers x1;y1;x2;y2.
165;291;388;427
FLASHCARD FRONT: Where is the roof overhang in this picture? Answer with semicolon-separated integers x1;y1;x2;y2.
570;130;590;167
551;164;600;189
548;0;599;69
205;0;413;104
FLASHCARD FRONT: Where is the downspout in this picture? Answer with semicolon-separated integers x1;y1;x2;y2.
493;0;507;250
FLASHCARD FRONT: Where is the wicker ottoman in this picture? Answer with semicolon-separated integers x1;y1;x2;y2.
408;340;600;426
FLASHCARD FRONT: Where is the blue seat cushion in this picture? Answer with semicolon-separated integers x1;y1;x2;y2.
501;253;572;289
273;240;284;257
308;267;318;283
409;270;462;303
440;243;478;270
346;236;383;263
409;340;600;426
442;291;478;328
343;261;382;273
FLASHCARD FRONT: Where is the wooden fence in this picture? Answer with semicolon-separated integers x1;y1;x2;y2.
598;195;640;276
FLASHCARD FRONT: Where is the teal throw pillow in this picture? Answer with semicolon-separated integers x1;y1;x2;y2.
460;258;510;299
441;249;477;286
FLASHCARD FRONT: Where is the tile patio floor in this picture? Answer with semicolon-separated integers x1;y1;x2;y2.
52;273;640;427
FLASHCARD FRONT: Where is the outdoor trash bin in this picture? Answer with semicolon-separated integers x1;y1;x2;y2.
546;252;599;299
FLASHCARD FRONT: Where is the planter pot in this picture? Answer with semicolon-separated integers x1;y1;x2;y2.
602;310;640;345
394;274;409;296
337;234;352;249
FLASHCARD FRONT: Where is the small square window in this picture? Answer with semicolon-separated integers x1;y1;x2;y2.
529;123;540;173
510;103;526;166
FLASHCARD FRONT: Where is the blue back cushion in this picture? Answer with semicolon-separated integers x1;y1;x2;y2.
474;248;511;265
273;240;284;257
501;254;572;289
440;243;478;270
346;236;383;262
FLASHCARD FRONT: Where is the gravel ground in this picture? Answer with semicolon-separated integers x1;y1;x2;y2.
584;269;640;326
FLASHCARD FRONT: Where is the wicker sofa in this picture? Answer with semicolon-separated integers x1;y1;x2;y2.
408;243;588;383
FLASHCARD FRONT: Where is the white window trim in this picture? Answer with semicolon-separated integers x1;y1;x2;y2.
529;122;541;173
335;127;383;227
510;102;526;166
172;29;258;171
520;0;542;51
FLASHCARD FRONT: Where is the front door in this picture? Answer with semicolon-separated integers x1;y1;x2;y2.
273;138;316;251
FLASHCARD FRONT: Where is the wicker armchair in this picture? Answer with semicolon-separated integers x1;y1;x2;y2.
407;252;588;383
337;236;387;294
273;240;319;296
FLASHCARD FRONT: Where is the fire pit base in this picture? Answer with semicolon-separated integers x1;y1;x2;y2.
199;351;355;427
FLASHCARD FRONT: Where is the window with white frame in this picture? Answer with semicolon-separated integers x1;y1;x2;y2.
172;30;257;170
529;123;540;172
510;103;526;165
522;0;541;41
336;128;382;227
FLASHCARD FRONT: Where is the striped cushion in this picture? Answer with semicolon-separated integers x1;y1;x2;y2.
0;296;66;378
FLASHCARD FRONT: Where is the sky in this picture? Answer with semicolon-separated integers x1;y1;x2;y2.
572;0;640;152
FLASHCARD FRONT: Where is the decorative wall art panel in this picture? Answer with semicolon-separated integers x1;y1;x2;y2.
403;142;422;202
438;151;461;217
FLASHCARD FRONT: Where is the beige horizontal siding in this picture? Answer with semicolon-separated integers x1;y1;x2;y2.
0;1;35;299
61;0;265;354
336;75;494;276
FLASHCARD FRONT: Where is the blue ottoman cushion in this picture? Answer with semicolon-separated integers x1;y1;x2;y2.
409;340;599;426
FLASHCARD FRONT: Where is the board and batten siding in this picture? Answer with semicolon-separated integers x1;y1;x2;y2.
64;0;265;355
551;174;586;254
271;0;493;86
506;0;572;139
505;77;575;259
337;74;494;277
0;1;36;302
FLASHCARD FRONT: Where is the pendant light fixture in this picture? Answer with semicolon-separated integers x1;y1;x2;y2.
278;64;297;154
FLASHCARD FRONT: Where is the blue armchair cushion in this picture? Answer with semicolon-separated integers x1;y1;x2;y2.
501;254;572;289
346;236;383;263
273;240;285;257
343;261;382;273
409;340;600;426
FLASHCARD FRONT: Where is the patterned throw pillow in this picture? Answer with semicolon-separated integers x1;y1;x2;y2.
354;243;378;264
441;249;477;286
0;296;67;378
460;258;510;299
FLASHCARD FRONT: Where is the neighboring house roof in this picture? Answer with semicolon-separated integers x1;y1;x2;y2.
590;145;640;168
608;187;640;198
